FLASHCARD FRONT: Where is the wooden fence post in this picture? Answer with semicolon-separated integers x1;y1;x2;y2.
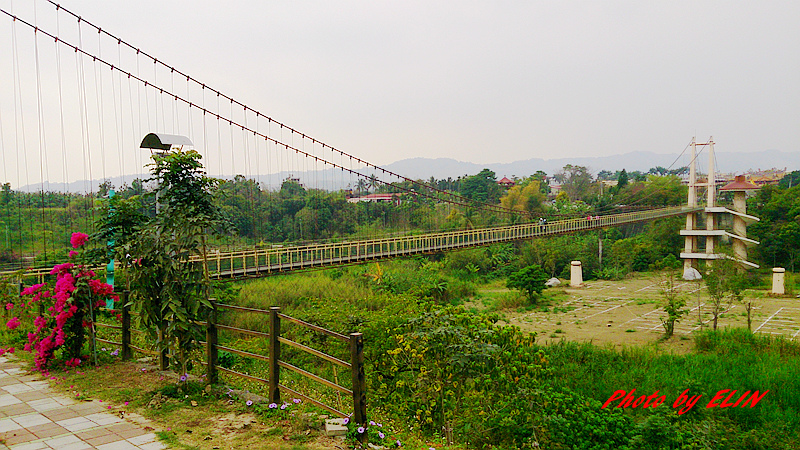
268;306;281;404
206;303;219;384
350;332;367;434
121;291;132;361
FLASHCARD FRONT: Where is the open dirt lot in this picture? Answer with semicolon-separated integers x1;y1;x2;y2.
501;273;800;351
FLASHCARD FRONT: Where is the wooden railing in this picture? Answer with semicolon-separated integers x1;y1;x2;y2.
92;295;366;423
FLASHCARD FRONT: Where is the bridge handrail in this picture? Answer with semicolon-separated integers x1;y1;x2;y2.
1;206;700;280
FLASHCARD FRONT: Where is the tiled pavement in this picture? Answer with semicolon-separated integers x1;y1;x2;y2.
0;356;165;450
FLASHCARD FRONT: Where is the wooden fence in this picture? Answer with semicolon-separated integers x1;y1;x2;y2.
93;292;366;424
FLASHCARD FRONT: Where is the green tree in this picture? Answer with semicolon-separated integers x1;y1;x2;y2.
506;264;549;301
659;271;688;338
554;165;596;201
460;169;502;203
500;180;546;215
125;149;230;375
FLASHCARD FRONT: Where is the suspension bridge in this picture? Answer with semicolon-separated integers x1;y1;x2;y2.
0;1;723;283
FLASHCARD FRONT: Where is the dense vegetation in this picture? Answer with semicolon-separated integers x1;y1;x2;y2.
3;160;800;449
210;259;800;449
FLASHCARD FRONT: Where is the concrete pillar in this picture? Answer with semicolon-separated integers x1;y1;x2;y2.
570;261;583;287
732;191;748;265
772;268;785;295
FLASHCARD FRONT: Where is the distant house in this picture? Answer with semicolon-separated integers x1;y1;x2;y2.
747;168;787;186
346;193;400;204
497;177;515;188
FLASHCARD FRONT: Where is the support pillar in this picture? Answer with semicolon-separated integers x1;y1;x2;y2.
772;268;785;295
570;261;583;287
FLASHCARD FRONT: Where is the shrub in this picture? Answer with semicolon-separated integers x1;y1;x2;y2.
507;264;549;301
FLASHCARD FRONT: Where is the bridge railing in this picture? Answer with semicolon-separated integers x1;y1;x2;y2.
1;205;701;281
199;205;700;278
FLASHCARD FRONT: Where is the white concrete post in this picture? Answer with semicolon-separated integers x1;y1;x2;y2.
772;268;785;295
570;261;583;287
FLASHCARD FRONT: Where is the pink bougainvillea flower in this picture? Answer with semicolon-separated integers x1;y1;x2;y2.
6;317;20;330
70;232;89;249
68;250;78;258
5;302;13;311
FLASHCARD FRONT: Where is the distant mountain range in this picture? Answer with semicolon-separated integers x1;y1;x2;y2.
379;150;800;181
18;149;799;193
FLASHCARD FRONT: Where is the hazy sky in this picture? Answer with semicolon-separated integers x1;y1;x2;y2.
2;1;799;177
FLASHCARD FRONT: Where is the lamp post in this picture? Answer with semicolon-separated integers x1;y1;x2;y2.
138;133;194;371
140;133;194;214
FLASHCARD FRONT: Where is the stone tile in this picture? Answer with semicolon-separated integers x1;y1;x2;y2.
105;423;140;434
53;396;76;407
41;434;82;448
1;403;35;417
9;441;50;450
84;412;122;426
96;440;139;450
138;442;167;450
116;426;147;439
0;377;19;387
3;428;37;446
15;391;49;402
0;418;23;432
22;381;49;390
40;408;80;422
2;384;34;395
0;394;21;407
54;417;98;433
26;399;63;413
68;402;105;414
12;413;51;428
127;433;158;445
28;422;70;439
75;426;113;440
54;442;92;450
86;432;127;447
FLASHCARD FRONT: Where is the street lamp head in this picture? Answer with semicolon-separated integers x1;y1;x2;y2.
140;133;194;152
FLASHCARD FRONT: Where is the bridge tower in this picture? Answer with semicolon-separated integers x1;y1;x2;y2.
680;137;760;280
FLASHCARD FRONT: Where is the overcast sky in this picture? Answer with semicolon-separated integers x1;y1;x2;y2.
2;1;799;178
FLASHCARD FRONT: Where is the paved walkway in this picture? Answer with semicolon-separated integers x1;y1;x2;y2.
0;356;165;450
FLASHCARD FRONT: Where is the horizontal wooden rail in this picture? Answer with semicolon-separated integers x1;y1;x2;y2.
216;344;270;363
216;303;271;315
94;323;122;331
279;383;347;418
129;344;158;356
278;360;352;395
216;366;270;385
95;338;121;347
278;314;350;342
278;337;350;368
216;323;269;339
